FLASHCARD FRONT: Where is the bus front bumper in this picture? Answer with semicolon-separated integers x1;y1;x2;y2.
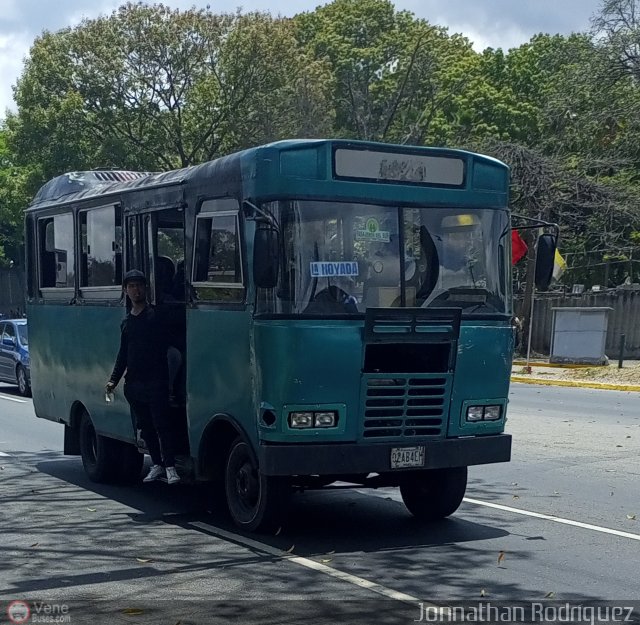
258;434;511;476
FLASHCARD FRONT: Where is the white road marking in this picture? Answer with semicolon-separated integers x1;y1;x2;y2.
361;488;640;542
463;497;640;541
0;451;10;456
0;394;28;403
190;522;421;603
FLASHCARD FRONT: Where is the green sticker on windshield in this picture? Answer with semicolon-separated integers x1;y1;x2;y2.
356;218;390;242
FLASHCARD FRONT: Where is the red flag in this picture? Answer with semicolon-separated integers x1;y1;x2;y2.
511;230;528;265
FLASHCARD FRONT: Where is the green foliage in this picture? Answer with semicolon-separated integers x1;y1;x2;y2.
294;0;481;144
0;127;37;266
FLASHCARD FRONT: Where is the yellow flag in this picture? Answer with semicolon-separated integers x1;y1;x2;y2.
552;249;567;280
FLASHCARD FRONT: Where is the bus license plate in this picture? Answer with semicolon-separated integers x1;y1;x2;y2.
390;446;425;469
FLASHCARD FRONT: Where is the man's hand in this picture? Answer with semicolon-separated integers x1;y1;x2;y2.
105;381;116;393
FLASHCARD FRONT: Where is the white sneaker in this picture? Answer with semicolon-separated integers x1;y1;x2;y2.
166;466;180;485
143;464;165;482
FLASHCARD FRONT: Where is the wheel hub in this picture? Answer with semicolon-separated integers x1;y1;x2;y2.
236;461;258;503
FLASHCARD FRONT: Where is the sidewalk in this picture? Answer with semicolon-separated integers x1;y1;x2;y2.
510;359;640;392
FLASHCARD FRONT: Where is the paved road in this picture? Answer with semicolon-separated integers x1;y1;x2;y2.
0;382;638;623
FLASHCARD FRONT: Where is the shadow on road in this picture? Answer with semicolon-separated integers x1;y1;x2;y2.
0;382;25;397
0;450;572;604
27;452;511;552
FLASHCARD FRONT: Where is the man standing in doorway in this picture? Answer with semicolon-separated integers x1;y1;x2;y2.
105;269;180;484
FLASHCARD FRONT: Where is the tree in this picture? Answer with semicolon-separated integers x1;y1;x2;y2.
0;127;36;267
215;14;333;152
8;3;331;175
592;0;640;81
294;0;482;144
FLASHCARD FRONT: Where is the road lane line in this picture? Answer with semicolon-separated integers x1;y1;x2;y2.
190;522;420;603
463;497;640;541
0;394;28;403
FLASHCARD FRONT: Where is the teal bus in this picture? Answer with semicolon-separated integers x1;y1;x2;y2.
25;139;554;531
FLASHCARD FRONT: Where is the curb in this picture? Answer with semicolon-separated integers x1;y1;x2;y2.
512;361;595;369
510;376;640;392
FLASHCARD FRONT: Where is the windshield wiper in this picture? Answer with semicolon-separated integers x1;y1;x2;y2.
426;287;501;312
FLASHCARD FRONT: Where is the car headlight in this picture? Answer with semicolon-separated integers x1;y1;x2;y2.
466;405;502;422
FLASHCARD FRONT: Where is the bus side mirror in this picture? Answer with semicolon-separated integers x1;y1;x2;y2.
253;225;279;289
535;233;556;291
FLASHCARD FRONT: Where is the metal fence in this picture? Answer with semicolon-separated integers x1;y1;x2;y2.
516;288;640;358
0;268;26;317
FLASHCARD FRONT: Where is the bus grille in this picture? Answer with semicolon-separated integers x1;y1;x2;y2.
361;375;450;439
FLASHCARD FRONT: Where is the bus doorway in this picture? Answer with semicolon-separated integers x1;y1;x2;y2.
139;208;190;461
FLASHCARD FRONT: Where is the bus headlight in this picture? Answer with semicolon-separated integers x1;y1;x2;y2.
466;405;502;422
289;412;314;428
314;411;337;428
288;411;338;429
466;406;484;422
483;405;502;421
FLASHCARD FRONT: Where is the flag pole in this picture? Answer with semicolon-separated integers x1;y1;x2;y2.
525;283;536;373
524;229;540;374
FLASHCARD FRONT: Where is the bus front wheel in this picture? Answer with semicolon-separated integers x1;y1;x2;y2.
224;438;290;532
399;467;467;521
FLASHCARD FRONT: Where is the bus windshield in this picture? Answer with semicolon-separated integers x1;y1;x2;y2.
257;200;511;316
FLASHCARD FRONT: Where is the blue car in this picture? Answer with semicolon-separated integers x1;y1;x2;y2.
0;319;30;396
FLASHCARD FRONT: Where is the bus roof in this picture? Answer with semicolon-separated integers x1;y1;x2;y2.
27;139;509;212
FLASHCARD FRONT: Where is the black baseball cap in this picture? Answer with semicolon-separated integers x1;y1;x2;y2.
123;269;146;286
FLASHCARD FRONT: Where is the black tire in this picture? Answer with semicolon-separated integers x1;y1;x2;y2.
400;467;468;521
79;412;120;483
224;438;290;532
16;365;31;397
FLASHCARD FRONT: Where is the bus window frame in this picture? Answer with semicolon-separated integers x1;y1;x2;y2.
191;198;245;302
36;212;76;302
77;203;123;302
125;214;143;273
145;214;158;305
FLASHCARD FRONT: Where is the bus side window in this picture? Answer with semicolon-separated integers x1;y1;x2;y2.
38;214;75;290
79;205;122;288
192;204;244;303
39;220;56;288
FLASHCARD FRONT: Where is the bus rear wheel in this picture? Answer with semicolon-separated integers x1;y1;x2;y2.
79;412;144;484
225;438;290;532
399;467;467;521
80;412;118;483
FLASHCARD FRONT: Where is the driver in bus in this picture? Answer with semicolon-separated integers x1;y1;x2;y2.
105;269;180;485
435;215;483;290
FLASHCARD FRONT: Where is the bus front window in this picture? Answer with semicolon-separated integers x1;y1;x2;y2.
255;201;510;316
